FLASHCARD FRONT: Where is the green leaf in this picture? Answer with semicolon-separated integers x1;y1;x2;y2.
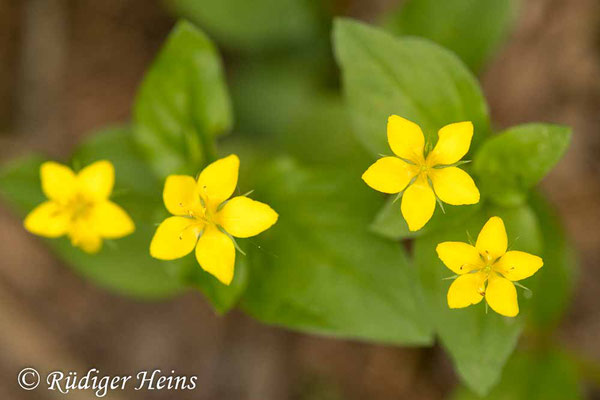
451;348;583;400
382;0;518;72
473;123;571;207
165;0;324;52
333;18;490;157
414;203;544;395
526;192;577;329
0;127;245;311
133;20;232;178
241;158;432;345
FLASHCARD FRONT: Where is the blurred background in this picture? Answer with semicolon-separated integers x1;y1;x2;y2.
1;0;599;399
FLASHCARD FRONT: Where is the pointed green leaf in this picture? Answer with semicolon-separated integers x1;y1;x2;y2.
473;123;571;206
133;21;232;178
241;158;432;345
333;18;490;157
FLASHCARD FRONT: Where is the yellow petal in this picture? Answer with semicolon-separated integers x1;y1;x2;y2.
436;242;484;275
89;201;135;239
429;167;480;205
69;222;103;253
485;273;519;317
428;121;473;166
476;216;507;261
495;251;543;281
40;162;77;202
77;236;102;253
195;226;235;285
218;196;278;238
163;175;202;216
362;157;416;194
197;154;239;209
400;177;436;231
447;272;486;309
77;160;114;201
387;115;425;163
24;201;70;238
150;216;201;260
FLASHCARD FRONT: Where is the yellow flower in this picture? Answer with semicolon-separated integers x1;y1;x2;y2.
362;115;480;231
150;154;278;285
24;160;135;253
436;216;543;317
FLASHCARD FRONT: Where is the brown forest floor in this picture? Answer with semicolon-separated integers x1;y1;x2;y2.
0;0;599;399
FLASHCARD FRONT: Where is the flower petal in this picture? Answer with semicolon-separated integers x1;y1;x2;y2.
197;154;239;209
447;272;486;309
429;167;480;205
69;219;102;253
429;121;473;166
485;273;519;317
76;236;102;253
40;162;77;202
495;250;543;281
387;115;425;163
163;175;202;216
24;201;70;237
150;216;201;260
218;196;278;238
400;177;436;231
77;160;114;201
195;226;235;285
362;157;416;194
89;201;135;239
436;242;484;275
476;216;507;261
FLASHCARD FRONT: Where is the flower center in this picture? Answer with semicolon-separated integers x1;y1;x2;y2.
66;195;94;221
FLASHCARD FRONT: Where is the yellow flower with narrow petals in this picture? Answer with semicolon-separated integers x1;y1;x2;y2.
150;154;278;285
362;115;480;231
436;216;543;317
24;160;135;253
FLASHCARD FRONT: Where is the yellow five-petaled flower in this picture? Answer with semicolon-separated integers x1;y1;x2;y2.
436;216;543;317
362;115;480;231
24;160;135;253
150;154;278;286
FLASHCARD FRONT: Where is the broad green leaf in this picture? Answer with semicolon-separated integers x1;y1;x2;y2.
451;348;582;400
166;0;324;52
0;128;245;311
133;20;231;178
382;0;518;72
333;18;490;157
414;203;543;395
241;158;432;345
473;123;571;207
526;192;576;329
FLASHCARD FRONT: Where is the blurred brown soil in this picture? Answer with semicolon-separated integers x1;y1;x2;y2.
0;0;599;399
